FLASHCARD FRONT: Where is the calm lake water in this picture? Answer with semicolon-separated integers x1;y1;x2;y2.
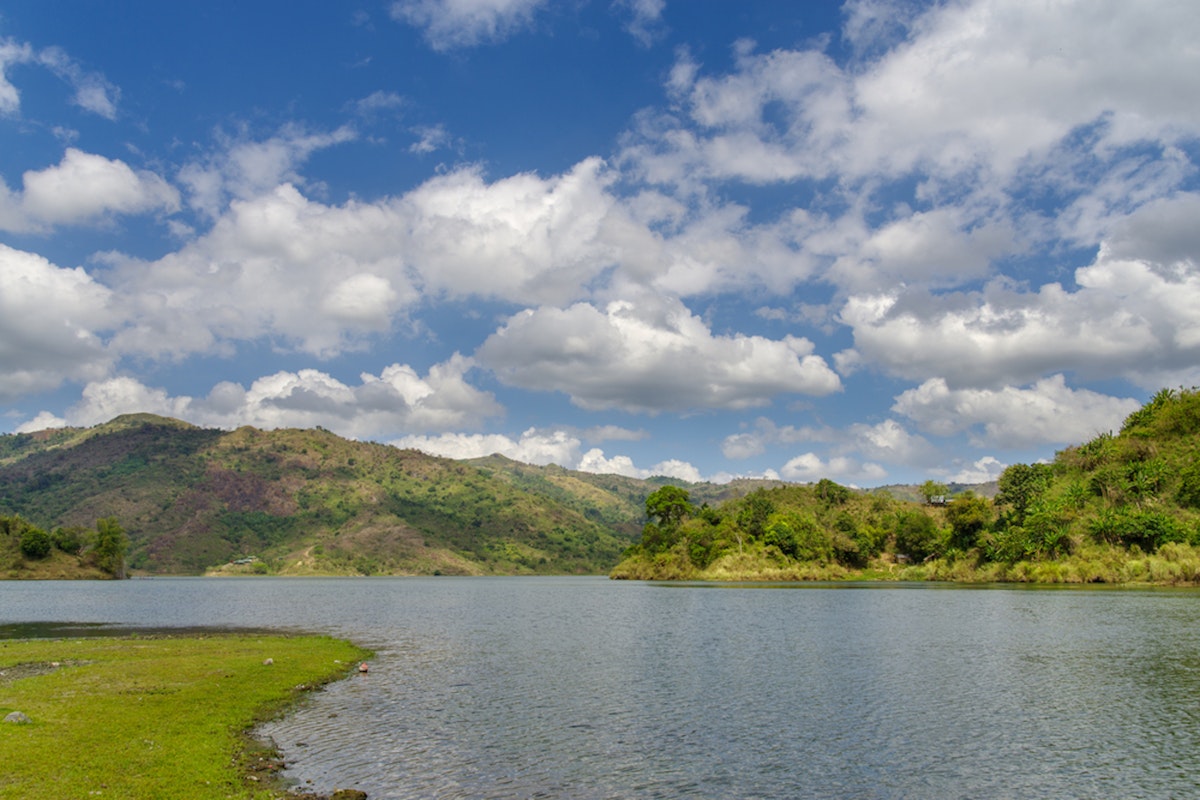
2;577;1200;799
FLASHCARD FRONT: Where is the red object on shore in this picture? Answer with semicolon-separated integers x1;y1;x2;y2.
358;662;369;673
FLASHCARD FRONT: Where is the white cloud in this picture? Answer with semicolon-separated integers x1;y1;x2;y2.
830;208;1015;291
780;452;886;484
614;0;666;46
723;415;933;477
392;427;704;481
390;0;547;50
0;39;118;119
721;417;835;459
477;296;841;413
0;244;115;399
399;158;629;304
17;356;500;438
35;46;119;119
892;375;1140;448
395;427;582;465
13;149;179;228
945;455;1007;485
841;246;1200;389
0;39;34;115
105;183;418;359
409;124;451;154
619;0;1200;317
178;125;356;218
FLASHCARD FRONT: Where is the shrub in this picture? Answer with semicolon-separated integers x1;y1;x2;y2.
19;528;52;560
1177;463;1200;510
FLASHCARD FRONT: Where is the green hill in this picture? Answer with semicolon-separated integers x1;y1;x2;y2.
0;415;774;578
613;387;1200;584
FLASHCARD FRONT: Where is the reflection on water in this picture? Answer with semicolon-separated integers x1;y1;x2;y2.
4;577;1200;798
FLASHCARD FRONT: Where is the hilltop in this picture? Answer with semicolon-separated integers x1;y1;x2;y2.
0;414;780;577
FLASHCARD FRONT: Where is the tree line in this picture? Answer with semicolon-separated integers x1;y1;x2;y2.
615;387;1200;581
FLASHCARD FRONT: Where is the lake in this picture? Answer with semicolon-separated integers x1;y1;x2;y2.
2;576;1199;798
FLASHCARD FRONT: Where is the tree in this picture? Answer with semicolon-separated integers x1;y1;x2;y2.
894;510;940;561
815;479;851;506
645;486;694;530
641;486;694;555
920;480;950;505
93;517;129;578
995;463;1053;526
944;492;992;551
736;489;775;539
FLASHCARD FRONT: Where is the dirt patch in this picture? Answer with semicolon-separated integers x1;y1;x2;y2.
0;660;86;686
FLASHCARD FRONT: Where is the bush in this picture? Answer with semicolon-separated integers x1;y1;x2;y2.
1177;463;1200;510
19;528;52;560
1088;509;1188;551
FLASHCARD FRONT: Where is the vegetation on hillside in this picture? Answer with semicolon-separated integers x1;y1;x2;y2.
0;416;675;576
612;387;1200;584
0;514;128;579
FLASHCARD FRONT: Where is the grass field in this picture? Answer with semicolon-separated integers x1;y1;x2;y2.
0;634;369;799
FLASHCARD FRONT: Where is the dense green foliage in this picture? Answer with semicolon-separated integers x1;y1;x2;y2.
0;415;705;576
0;514;128;578
0;634;368;799
613;387;1200;584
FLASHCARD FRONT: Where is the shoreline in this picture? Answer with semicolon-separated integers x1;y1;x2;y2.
0;632;371;799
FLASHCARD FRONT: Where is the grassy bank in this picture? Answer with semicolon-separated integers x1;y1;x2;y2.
0;634;369;799
612;541;1200;586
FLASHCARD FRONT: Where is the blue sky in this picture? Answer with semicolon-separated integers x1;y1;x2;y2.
2;0;1198;487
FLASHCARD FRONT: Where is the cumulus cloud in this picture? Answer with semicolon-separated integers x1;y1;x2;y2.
0;244;115;399
16;356;500;438
621;0;1200;310
8;149;180;228
841;246;1200;389
781;452;886;484
945;455;1007;485
104;183;417;359
390;0;548;50
392;427;704;481
178;125;356;219
398;158;633;304
723;415;934;480
892;374;1141;448
478;297;841;413
0;150;178;232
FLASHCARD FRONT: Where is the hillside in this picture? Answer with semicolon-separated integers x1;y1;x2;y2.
612;387;1200;584
0;415;781;577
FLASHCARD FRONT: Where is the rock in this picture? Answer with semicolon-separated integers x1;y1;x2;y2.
330;791;368;800
4;711;31;724
263;658;274;665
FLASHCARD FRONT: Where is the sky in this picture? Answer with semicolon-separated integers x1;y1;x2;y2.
1;0;1198;488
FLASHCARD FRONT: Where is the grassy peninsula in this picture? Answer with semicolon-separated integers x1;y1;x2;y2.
612;387;1200;584
0;634;369;799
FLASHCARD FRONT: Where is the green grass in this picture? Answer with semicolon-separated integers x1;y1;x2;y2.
0;634;369;799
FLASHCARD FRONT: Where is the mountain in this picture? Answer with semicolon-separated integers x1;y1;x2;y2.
0;415;773;577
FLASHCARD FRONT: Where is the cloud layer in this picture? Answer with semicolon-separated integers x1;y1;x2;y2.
2;1;1197;485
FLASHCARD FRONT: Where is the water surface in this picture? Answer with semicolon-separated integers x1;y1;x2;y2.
2;577;1199;798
